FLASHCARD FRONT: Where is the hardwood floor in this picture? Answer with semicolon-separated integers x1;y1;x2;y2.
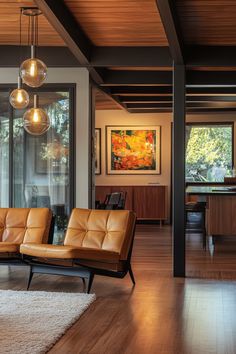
1;225;236;353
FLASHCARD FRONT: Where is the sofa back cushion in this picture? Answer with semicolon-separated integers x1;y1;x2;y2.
64;209;136;260
0;208;52;244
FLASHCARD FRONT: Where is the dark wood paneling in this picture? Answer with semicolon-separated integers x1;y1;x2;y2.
95;186;112;205
96;185;168;220
207;196;236;236
133;186;167;219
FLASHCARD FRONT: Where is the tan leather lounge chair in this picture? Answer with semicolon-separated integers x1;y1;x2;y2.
20;208;136;293
0;208;53;264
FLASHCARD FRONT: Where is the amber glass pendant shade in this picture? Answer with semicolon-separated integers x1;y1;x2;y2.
23;94;50;136
9;76;29;109
20;46;47;88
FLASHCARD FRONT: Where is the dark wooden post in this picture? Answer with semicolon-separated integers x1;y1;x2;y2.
173;64;186;277
88;81;96;209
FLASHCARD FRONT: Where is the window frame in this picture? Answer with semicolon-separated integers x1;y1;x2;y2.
0;83;76;210
185;121;234;185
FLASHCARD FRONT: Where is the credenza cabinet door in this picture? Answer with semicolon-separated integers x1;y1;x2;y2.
95;185;168;220
133;186;167;219
95;186;112;205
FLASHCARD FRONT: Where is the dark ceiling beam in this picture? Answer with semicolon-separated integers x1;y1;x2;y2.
34;0;103;84
156;0;184;64
186;87;236;94
128;108;172;113
127;103;172;109
101;71;172;86
186;96;236;102
186;71;236;87
110;86;173;95
91;47;172;67
187;108;236;113
0;45;80;67
112;86;236;96
0;45;173;68
186;46;236;68
3;44;236;70
128;107;236;114
121;95;236;103
126;102;236;109
121;96;173;103
101;70;236;87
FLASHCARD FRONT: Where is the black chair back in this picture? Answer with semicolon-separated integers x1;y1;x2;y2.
105;192;122;210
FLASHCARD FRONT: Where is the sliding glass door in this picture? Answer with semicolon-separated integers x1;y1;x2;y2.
0;85;75;243
0;92;10;207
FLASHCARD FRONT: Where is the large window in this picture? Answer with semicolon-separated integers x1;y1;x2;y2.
0;92;9;207
186;123;234;183
0;85;75;243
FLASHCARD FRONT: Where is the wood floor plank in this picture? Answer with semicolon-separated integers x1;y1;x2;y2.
1;225;236;353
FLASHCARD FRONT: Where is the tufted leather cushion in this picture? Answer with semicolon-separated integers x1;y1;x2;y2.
20;209;136;266
0;208;52;253
64;209;136;260
20;243;120;262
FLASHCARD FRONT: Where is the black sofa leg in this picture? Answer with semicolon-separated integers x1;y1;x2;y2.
87;272;94;294
81;277;86;291
27;267;34;290
129;265;135;285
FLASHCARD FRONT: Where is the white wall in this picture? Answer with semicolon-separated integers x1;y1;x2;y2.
0;67;91;208
96;109;236;218
95;110;172;188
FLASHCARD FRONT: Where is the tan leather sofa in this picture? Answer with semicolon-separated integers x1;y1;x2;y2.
0;208;53;260
20;208;136;293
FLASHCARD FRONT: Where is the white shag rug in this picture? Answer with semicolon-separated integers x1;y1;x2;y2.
0;290;95;354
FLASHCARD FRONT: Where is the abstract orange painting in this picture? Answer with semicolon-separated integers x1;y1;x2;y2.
106;126;161;174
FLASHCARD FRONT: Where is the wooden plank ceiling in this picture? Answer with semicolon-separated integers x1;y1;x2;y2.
0;1;64;46
176;0;236;45
1;1;236;112
64;0;168;46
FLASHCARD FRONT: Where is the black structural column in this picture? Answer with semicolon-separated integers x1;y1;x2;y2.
173;64;186;277
88;81;96;209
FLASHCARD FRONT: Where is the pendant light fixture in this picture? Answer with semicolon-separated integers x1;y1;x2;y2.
20;8;47;88
23;94;50;136
9;76;29;109
9;9;29;109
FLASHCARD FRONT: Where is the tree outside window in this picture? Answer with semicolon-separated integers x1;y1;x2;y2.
186;123;233;182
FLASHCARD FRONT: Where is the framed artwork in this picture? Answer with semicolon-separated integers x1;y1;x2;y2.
106;125;161;175
95;128;101;175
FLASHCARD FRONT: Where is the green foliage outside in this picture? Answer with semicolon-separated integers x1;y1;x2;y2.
186;125;233;182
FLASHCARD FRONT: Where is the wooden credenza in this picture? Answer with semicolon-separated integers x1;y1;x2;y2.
96;185;168;222
207;195;236;236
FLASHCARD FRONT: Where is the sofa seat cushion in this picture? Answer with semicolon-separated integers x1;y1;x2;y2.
20;243;120;263
0;242;20;253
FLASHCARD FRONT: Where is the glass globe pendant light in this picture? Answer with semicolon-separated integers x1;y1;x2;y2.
20;45;47;88
9;76;29;109
23;94;50;136
20;8;47;88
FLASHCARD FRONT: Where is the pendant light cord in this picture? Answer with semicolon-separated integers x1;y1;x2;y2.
19;9;22;74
